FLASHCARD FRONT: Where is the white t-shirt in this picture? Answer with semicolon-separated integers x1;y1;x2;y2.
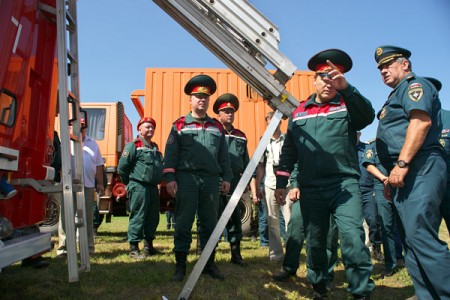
259;134;285;189
71;136;103;188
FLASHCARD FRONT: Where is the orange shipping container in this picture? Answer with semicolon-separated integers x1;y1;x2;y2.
131;68;315;156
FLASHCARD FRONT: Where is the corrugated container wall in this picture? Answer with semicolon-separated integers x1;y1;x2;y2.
136;68;315;157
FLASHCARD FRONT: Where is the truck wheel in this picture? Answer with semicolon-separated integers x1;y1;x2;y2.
39;194;61;235
239;191;252;236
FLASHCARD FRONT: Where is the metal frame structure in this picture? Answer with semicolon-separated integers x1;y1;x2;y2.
56;0;89;282
151;1;301;298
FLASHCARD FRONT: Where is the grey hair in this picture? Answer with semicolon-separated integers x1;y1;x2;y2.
396;57;412;71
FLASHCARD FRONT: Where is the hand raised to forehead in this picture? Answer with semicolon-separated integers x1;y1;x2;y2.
322;60;348;91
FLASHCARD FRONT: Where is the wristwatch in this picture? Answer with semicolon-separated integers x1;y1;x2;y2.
396;160;409;168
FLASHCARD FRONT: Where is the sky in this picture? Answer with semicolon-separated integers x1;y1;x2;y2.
77;0;450;142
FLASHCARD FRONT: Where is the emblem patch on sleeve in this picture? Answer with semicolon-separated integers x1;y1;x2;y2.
167;134;175;145
379;107;387;119
122;150;129;157
440;139;446;148
365;149;373;159
408;83;423;102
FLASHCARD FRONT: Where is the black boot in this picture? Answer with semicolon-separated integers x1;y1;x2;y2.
143;239;159;256
230;242;246;267
202;250;225;280
172;252;187;282
129;242;145;260
371;244;384;261
312;281;328;299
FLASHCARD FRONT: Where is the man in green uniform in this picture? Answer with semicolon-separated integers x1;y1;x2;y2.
362;140;398;278
214;93;250;267
374;46;450;299
118;117;163;259
427;77;450;235
275;49;375;299
163;75;232;282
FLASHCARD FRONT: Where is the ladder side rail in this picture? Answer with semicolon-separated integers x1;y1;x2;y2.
178;110;285;299
56;0;79;283
166;0;296;80
201;0;296;77
66;0;90;272
153;0;299;116
230;0;281;41
206;0;280;47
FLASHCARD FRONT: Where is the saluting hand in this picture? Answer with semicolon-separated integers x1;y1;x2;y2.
323;60;348;91
166;181;178;198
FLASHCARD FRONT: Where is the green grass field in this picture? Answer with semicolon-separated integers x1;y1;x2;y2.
1;215;449;300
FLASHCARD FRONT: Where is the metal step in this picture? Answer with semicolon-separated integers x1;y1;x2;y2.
0;232;51;269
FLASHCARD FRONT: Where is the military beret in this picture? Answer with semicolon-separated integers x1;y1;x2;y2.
374;45;411;67
213;93;239;114
308;49;352;73
424;77;442;92
184;74;217;96
137;117;156;131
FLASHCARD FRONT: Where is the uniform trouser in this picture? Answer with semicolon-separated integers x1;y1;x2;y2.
264;186;292;259
283;200;339;280
391;153;450;300
219;194;242;244
258;196;269;246
58;187;95;255
302;182;374;297
165;210;176;229
127;181;159;243
442;184;450;234
250;201;259;238
93;200;103;229
374;188;397;271
361;188;382;245
174;173;220;252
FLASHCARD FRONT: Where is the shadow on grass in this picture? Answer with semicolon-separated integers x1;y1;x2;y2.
0;247;416;300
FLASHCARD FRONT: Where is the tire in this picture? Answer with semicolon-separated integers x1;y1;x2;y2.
39;193;61;235
239;191;252;235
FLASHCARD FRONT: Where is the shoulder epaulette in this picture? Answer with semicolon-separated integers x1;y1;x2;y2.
212;118;224;133
174;116;186;125
174;116;186;132
233;128;247;138
133;138;144;147
406;73;416;82
151;141;160;150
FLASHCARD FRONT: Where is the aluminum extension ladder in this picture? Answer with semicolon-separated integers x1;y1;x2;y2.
151;1;300;298
55;0;90;282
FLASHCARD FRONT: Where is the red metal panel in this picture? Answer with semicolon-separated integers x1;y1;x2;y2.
0;0;57;228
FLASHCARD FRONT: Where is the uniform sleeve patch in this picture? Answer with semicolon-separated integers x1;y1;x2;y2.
408;83;422;89
408;86;423;102
365;149;373;159
122;150;129;157
167;134;175;145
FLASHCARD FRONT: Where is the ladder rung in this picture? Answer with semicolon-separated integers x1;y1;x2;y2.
67;91;77;101
67;50;77;63
38;3;56;16
65;9;76;27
